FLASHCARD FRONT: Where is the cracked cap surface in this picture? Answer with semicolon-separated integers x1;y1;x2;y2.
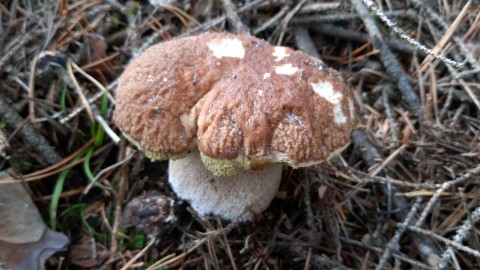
114;32;359;175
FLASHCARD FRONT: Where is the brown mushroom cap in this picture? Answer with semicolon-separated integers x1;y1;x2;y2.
114;32;358;175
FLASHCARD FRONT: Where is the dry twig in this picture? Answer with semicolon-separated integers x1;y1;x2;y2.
351;0;425;121
0;95;62;166
220;0;250;35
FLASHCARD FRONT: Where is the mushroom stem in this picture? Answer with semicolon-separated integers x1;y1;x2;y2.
168;150;283;221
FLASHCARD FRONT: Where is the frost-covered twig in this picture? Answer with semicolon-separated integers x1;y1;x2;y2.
445;63;480;111
435;206;480;269
406;225;480;259
415;165;480;228
411;0;480;71
351;0;425;120
376;198;422;270
360;0;463;69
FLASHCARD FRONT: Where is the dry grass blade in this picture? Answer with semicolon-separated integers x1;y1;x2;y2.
66;58;94;122
0;139;95;184
70;60;115;104
370;144;407;177
120;236;157;270
83;149;135;194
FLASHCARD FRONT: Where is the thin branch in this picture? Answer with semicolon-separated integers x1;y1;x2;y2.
376;198;422;270
360;0;463;69
435;206;480;269
406;225;480;259
352;128;441;266
294;26;320;59
291;10;417;24
446;63;480;112
253;5;289;35
416;0;471;73
310;24;425;56
341;237;431;269
59;90;105;124
220;0;250;35
414;165;480;227
411;0;480;71
94;111;121;144
351;0;425;121
0;95;63;166
132;0;269;59
274;0;307;45
298;2;340;14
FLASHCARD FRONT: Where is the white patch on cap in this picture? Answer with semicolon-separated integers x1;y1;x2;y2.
310;81;346;124
275;64;298;75
273;47;289;61
263;73;271;79
207;38;245;59
348;98;356;120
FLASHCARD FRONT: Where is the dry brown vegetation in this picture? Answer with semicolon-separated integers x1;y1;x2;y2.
0;0;479;269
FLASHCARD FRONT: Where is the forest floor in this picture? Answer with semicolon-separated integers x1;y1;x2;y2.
0;0;479;269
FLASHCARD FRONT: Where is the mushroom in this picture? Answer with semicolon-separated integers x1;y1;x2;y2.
114;32;358;221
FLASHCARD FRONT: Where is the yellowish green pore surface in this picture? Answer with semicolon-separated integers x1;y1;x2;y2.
123;133;260;176
124;132;353;176
199;153;254;176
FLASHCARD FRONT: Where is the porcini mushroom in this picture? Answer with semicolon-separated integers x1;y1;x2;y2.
114;32;358;221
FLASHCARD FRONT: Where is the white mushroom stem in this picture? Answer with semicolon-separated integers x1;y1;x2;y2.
168;150;283;221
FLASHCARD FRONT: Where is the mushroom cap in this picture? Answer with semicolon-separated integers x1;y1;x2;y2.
114;32;358;175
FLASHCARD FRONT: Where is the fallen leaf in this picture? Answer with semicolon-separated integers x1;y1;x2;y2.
0;171;69;270
0;230;68;270
0;177;45;243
